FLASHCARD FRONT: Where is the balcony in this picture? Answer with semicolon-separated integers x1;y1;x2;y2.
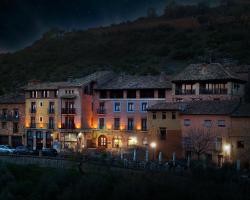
199;88;228;95
30;108;36;113
0;115;19;121
175;89;196;95
97;108;106;114
48;108;55;114
27;123;55;129
61;108;76;114
61;123;76;130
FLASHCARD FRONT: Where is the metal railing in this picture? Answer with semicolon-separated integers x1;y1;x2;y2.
61;108;76;114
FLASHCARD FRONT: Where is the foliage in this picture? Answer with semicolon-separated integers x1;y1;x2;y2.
0;162;250;200
0;2;250;94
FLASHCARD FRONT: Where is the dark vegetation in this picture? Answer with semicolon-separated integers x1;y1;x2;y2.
0;0;250;94
0;162;250;200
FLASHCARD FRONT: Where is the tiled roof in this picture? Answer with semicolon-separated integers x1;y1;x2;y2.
172;63;245;83
96;74;172;90
24;71;114;90
182;101;240;115
0;93;25;104
148;102;187;111
231;103;250;117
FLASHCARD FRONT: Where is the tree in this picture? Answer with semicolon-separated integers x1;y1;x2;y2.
183;128;215;160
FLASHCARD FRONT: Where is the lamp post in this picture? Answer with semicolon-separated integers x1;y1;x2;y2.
150;142;157;161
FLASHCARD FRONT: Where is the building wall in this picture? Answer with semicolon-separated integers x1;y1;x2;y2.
229;117;250;164
147;111;182;160
0;103;25;146
180;114;231;162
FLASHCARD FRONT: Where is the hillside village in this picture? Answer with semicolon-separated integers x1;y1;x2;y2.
0;63;249;167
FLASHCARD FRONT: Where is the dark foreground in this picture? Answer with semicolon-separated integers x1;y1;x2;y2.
0;162;249;200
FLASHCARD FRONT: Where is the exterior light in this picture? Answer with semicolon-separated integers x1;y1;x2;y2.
78;132;83;139
150;142;157;149
223;144;231;155
130;137;138;145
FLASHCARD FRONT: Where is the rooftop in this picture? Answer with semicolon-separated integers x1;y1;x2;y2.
172;63;245;83
182;100;240;115
231;103;250;117
96;73;172;90
148;102;187;111
0;93;25;104
24;71;114;90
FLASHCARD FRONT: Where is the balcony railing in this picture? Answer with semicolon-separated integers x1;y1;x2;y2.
0;115;19;121
97;108;106;114
199;88;228;95
175;89;196;95
61;123;76;129
48;108;55;114
61;108;76;114
30;108;36;113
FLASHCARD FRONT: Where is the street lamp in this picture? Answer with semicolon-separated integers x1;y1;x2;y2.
223;143;231;162
150;142;157;161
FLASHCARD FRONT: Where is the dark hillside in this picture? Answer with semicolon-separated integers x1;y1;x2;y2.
0;1;250;94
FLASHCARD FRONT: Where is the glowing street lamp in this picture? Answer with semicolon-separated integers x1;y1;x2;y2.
150;142;157;161
223;144;231;156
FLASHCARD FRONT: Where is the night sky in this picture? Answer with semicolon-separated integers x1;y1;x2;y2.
0;0;169;52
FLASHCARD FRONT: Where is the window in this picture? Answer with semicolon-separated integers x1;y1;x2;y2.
110;90;123;99
217;120;225;127
55;90;59;98
13;109;19;119
99;91;107;99
114;102;121;112
160;128;167;140
204;120;212;128
237;141;244;149
141;118;147;131
39;117;43;122
42;90;50;98
140;89;154;98
36;131;43;139
40;101;43;107
30;91;37;98
98;102;105;114
215;137;222;151
162;112;166;119
2;122;7;129
13;122;18;133
114;118;120;130
49;117;54;129
31;117;36;127
98;118;105;129
158;89;165;98
127;102;135;112
141;102;148;112
172;112;176;119
153;112;157;120
127;118;134;131
184;119;191;126
49;102;55;113
31;102;36;113
127;90;136;98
